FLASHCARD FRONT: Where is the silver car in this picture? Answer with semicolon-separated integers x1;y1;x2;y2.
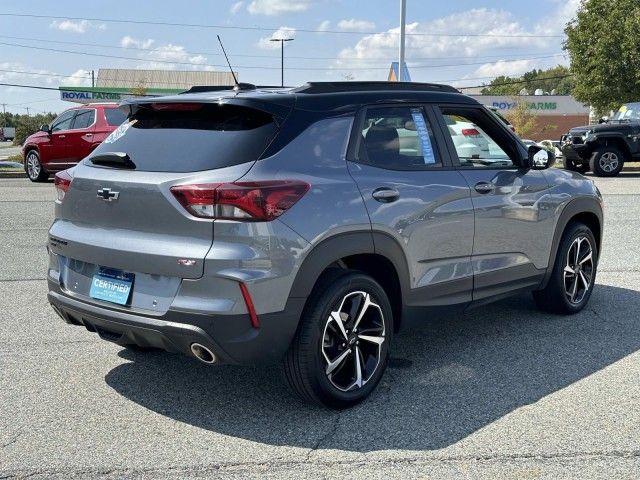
47;82;603;408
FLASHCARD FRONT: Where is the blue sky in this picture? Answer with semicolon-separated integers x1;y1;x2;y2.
0;0;579;115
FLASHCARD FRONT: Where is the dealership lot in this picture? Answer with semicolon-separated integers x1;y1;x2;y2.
1;176;639;478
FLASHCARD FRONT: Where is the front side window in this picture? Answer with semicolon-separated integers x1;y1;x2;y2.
356;106;441;170
51;110;76;132
440;107;514;168
71;109;96;130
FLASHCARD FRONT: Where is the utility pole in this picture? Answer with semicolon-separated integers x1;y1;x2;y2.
399;0;406;82
91;70;95;88
270;37;294;87
1;104;5;126
25;107;30;116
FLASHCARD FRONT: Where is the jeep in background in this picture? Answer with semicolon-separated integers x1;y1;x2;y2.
561;102;640;177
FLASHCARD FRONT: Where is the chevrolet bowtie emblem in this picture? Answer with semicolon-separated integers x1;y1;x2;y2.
97;188;119;202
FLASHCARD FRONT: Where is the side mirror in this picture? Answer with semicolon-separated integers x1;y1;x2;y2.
598;117;608;124
40;124;51;133
525;145;554;169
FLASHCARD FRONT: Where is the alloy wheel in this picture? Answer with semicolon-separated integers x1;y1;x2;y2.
321;291;386;392
598;152;619;173
26;152;40;180
563;235;594;304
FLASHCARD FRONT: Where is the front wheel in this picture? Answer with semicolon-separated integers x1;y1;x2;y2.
533;222;597;314
25;150;48;182
590;146;624;177
283;271;393;409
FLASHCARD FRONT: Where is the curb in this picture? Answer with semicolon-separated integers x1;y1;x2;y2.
0;171;26;179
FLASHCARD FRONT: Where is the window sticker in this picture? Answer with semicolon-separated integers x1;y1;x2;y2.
104;119;135;144
410;109;436;164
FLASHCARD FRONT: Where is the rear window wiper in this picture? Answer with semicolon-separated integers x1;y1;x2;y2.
89;152;136;169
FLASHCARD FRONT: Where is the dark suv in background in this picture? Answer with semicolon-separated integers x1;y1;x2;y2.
561;102;640;176
47;82;603;408
23;103;127;182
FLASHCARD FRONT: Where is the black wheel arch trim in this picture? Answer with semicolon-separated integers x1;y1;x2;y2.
540;196;603;290
288;230;411;302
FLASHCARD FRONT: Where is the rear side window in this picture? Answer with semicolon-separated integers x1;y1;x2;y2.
104;108;127;126
89;103;278;172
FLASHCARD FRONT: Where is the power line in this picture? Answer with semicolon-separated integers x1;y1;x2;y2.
0;13;565;38
0;41;566;72
0;33;563;62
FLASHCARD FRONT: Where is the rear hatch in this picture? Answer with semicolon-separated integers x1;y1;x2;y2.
49;98;288;309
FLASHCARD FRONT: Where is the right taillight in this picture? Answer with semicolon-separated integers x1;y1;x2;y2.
170;180;310;221
54;170;73;203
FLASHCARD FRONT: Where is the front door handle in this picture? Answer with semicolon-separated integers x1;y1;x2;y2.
474;182;495;194
372;187;400;203
57;135;66;139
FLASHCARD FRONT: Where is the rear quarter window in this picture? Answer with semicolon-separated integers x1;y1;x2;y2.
89;103;278;173
104;108;128;126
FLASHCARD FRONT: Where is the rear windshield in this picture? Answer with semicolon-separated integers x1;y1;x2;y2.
88;103;278;172
104;108;128;126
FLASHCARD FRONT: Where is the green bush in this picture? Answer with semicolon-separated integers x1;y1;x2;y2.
13;113;57;146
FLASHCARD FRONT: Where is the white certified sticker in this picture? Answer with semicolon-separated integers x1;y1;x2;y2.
104;119;135;144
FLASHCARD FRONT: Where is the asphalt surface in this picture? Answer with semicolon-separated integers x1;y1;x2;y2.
1;174;639;479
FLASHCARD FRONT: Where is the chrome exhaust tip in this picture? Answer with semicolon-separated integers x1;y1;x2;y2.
190;343;216;364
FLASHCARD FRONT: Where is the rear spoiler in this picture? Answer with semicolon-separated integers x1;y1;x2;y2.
119;94;295;124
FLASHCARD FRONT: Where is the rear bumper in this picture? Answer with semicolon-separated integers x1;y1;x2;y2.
48;280;305;366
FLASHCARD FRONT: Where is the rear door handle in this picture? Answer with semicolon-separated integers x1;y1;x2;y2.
372;187;400;203
84;133;93;137
474;182;495;194
58;135;66;139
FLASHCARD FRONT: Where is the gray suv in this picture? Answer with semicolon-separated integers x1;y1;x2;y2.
47;82;603;408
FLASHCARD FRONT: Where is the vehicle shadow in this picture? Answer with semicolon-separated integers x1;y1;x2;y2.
105;283;640;452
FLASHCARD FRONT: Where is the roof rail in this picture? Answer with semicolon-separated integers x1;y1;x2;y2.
293;81;459;94
181;84;289;94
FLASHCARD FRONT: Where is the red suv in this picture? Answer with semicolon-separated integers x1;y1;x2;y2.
23;103;127;182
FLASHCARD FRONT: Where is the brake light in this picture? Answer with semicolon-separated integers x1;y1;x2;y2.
54;170;73;203
170;180;310;221
461;128;481;136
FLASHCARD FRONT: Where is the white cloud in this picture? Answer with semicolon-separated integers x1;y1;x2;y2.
230;1;244;14
49;19;106;33
63;69;92;87
317;20;331;32
336;19;375;32
256;26;296;49
120;37;209;70
247;0;314;15
121;36;155;50
333;8;561;81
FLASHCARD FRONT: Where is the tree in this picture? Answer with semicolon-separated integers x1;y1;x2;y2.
14;113;57;146
565;0;640;113
481;66;574;96
504;99;556;139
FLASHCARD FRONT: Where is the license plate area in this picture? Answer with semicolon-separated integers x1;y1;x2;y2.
89;267;134;305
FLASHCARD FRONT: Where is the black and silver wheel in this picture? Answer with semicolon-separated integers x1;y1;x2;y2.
590;146;624;177
533;222;598;314
562;156;589;174
25;150;48;182
283;271;392;409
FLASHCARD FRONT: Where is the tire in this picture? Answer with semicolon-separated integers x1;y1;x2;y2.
25;150;48;182
283;270;393;409
589;145;625;177
533;222;598;314
562;156;589;174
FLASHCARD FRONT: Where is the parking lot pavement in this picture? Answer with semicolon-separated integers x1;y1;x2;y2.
1;175;639;479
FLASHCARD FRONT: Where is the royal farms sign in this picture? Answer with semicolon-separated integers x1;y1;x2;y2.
59;87;184;104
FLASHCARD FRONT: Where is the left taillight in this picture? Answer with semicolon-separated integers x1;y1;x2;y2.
170;180;310;221
54;170;73;203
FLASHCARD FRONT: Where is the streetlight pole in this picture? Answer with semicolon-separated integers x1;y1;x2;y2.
270;37;294;87
399;0;406;82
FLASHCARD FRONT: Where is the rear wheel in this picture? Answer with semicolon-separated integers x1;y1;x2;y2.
533;222;597;314
283;271;393;409
590;145;624;177
25;150;48;182
562;156;589;174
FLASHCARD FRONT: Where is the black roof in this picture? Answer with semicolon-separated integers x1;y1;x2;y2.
122;81;478;117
